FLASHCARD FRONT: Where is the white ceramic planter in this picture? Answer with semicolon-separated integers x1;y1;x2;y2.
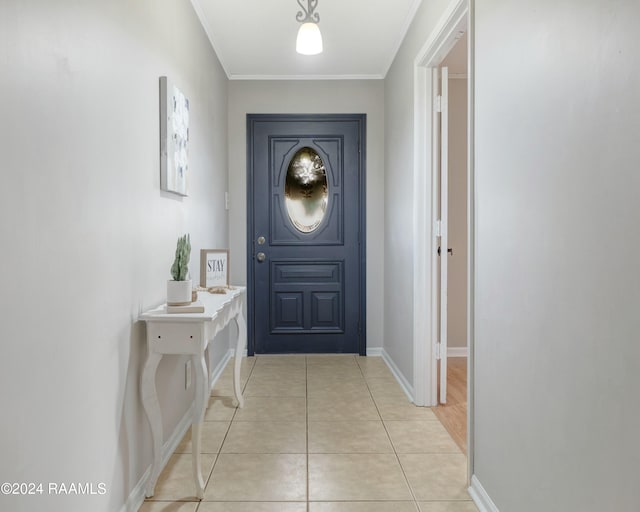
167;279;192;306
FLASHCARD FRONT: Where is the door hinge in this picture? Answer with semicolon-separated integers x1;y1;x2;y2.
435;343;442;360
435;220;442;237
435;95;442;113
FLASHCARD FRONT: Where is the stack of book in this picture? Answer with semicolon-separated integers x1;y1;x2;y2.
166;301;205;314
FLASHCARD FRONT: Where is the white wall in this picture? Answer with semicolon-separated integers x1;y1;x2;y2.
384;0;452;384
0;1;228;511
473;0;640;510
228;80;385;350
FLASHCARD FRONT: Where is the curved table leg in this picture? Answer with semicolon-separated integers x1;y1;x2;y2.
233;308;247;408
141;352;163;498
191;354;209;499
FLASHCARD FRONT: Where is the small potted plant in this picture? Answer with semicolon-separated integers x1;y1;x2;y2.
167;234;192;305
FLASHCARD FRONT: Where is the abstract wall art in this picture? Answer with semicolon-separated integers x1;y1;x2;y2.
159;76;190;196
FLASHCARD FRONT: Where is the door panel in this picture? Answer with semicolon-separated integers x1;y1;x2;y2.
247;115;365;354
270;259;344;333
270;137;343;245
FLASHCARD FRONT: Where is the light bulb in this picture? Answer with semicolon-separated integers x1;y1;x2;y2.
296;22;323;55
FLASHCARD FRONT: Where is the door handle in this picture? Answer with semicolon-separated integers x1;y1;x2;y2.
256;252;266;263
437;247;453;256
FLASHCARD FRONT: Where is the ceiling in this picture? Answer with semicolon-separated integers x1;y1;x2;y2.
190;0;423;80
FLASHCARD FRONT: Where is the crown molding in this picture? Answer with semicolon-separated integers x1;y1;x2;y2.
228;74;384;81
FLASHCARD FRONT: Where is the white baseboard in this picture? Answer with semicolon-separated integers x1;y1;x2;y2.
210;349;234;390
448;347;468;357
366;347;383;356
232;348;249;357
121;407;193;512
380;349;415;402
120;465;149;512
469;475;499;512
122;350;234;512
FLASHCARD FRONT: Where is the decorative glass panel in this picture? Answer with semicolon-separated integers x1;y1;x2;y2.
285;147;328;233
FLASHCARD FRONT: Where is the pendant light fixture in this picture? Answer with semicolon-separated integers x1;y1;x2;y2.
296;0;323;55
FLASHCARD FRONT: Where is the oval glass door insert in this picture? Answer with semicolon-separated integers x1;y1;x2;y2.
285;147;328;233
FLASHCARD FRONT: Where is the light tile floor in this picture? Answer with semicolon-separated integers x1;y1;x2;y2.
140;355;478;512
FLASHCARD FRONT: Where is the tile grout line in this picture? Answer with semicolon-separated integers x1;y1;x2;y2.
356;356;422;510
200;356;257;502
147;356;473;511
305;355;310;512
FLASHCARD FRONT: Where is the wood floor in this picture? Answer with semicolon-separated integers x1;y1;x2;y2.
434;356;468;454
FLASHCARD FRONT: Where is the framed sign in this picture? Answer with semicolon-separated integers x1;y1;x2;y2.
200;249;229;288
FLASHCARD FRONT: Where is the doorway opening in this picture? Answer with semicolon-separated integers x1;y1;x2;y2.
433;31;469;452
410;0;474;476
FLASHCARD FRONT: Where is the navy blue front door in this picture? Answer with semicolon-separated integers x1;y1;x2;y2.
247;114;366;354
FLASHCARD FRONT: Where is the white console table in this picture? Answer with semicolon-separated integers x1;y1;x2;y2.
139;287;246;499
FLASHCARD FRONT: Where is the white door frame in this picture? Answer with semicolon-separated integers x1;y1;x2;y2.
411;0;474;474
